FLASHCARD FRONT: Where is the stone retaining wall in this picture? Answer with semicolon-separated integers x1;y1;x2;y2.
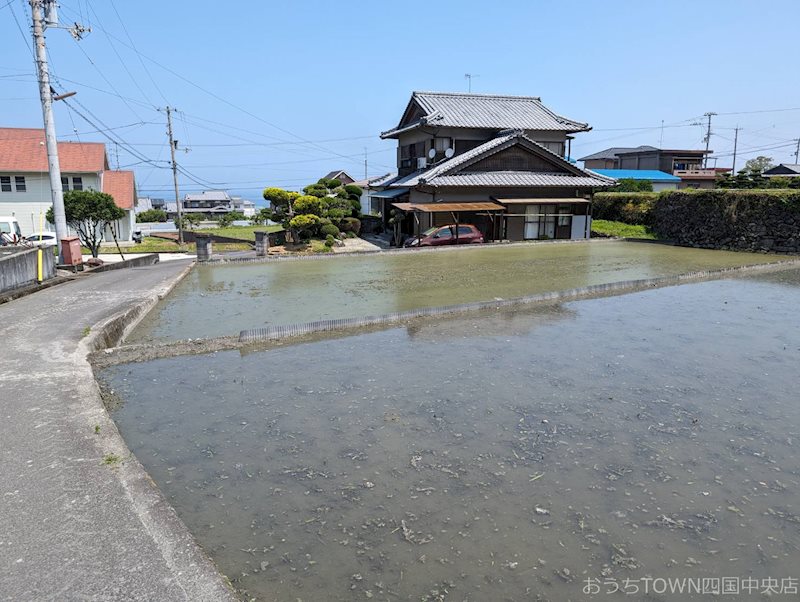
652;190;800;252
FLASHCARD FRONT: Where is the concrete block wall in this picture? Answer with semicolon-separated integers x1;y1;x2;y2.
0;246;56;293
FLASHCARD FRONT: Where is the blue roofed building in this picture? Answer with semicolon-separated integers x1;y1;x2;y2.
592;169;680;192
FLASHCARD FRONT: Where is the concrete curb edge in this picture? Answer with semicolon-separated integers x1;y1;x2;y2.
72;261;238;601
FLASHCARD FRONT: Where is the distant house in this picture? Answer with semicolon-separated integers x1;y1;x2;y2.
580;146;709;173
579;146;730;189
322;170;355;185
0;127;136;240
763;164;800;178
675;167;731;189
372;91;615;241
350;173;394;215
181;190;255;218
135;196;167;214
592;169;680;191
580;146;659;170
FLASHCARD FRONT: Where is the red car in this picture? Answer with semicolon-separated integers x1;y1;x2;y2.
404;224;484;247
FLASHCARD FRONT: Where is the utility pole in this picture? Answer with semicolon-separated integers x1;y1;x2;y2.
30;0;67;261
165;107;184;245
731;126;740;174
659;119;664;148
795;138;800;164
703;112;717;168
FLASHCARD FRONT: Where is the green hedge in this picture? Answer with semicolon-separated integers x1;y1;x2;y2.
595;189;800;229
592;192;660;225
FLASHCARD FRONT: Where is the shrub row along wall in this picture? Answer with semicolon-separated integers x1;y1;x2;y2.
592;192;660;225
651;190;800;252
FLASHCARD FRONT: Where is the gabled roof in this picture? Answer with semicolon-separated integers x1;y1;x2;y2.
592;169;680;182
367;172;398;187
184;190;231;202
764;164;800;175
578;146;658;161
381;91;591;139
322;170;354;182
102;170;136;210
0;127;108;173
390;131;615;189
617;147;709;156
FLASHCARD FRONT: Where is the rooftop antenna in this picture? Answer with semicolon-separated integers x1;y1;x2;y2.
464;73;480;93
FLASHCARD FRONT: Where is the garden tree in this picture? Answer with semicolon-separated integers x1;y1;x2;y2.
217;210;246;227
262;180;365;244
288;213;320;239
263;187;301;240
744;156;774;173
250;207;273;225
716;169;800;189
293;195;324;216
175;213;202;230
614;178;653;192
136;208;167;223
46;189;125;258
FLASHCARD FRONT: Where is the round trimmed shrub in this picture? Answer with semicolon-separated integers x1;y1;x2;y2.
340;217;361;234
320;223;340;238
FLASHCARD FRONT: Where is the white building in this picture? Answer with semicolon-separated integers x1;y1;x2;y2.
181;190;256;218
0;127;136;240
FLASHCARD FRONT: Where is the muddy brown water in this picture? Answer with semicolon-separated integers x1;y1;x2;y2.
102;268;800;601
128;241;789;343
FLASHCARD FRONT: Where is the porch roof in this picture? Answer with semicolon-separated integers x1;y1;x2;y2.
495;197;590;204
369;187;409;199
391;201;505;213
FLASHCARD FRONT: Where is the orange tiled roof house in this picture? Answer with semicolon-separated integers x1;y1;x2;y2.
0;127;137;241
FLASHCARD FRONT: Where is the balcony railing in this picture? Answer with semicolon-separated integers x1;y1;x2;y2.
673;169;718;179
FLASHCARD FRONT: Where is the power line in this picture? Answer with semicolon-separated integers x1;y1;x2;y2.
68;16;372;162
106;0;169;104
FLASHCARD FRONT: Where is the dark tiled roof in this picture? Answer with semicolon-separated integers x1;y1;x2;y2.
382;91;590;138
390;131;615;189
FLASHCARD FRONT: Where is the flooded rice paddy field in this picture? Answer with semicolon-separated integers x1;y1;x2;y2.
103;269;800;601
129;241;789;342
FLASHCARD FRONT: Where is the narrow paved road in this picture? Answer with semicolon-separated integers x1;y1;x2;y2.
0;261;236;601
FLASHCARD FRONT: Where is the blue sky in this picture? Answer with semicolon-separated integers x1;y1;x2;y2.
2;0;799;201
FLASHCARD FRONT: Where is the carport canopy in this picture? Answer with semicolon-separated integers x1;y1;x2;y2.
391;201;505;212
494;197;590;204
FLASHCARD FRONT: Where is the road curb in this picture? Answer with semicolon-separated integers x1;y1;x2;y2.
73;261;237;601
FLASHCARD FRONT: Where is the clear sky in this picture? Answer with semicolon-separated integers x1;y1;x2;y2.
2;0;799;201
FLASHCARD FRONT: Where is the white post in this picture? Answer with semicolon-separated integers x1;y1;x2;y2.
30;0;67;262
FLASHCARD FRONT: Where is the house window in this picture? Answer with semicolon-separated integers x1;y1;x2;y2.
61;176;69;190
0;176;10;192
72;177;83;191
538;141;565;156
524;204;556;240
434;137;452;153
15;176;26;192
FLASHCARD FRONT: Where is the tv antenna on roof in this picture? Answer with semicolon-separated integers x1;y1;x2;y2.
464;73;480;93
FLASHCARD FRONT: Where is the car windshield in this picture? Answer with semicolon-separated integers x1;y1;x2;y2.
0;222;10;233
420;227;438;237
